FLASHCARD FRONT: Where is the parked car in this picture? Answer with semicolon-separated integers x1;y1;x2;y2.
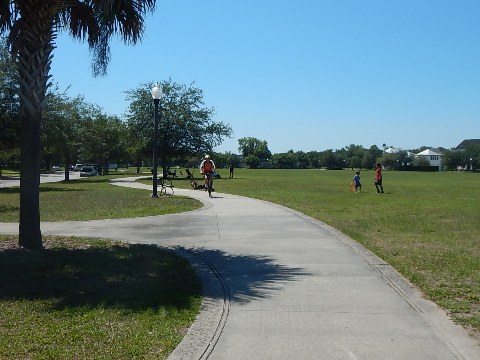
80;166;98;177
73;163;83;171
51;165;61;171
91;164;103;175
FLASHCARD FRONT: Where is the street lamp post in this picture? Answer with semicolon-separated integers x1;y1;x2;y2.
150;84;163;198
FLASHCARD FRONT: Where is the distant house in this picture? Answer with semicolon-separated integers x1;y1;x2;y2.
415;149;442;168
385;147;401;154
456;139;480;150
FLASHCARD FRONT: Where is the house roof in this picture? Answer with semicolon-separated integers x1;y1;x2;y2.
456;139;480;150
416;149;442;156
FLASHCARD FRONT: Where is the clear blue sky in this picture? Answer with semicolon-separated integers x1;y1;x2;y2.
51;0;480;154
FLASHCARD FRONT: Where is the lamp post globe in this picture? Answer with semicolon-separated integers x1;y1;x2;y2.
150;84;163;197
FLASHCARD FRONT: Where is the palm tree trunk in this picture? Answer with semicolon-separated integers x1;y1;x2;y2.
15;3;55;250
19;104;42;250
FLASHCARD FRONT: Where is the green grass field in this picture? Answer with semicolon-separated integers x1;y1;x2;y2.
1;168;479;355
0;173;202;222
176;168;480;335
0;171;203;359
0;236;202;359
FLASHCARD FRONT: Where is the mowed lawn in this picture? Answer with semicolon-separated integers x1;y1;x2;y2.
0;173;203;359
0;174;202;222
179;168;480;335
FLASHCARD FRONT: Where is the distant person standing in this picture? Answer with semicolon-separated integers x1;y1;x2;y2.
353;171;361;192
229;163;234;178
374;163;384;193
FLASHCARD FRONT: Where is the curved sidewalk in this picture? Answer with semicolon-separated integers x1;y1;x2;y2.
0;177;478;359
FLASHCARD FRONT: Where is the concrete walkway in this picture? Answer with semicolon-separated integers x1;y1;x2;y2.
0;177;478;359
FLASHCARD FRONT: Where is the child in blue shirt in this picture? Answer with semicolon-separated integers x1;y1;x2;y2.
353;171;361;192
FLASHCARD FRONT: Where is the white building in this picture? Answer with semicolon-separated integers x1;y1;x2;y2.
385;147;401;154
415;149;442;168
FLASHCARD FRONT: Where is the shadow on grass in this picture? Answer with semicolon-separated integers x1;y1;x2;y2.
0;242;201;311
0;204;18;212
176;246;312;305
40;186;85;193
1;238;311;311
0;187;85;194
69;177;115;184
0;187;20;194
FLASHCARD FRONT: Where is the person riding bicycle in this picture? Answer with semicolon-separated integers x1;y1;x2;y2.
200;154;216;191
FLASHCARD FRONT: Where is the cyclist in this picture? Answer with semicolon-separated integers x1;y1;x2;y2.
200;154;216;192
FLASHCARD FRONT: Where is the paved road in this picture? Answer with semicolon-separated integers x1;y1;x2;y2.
0;177;478;359
0;171;80;188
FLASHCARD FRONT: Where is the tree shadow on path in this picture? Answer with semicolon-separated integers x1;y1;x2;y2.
176;246;312;305
1;239;310;311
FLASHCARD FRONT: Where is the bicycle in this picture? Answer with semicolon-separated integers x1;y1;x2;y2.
159;178;174;196
204;172;214;198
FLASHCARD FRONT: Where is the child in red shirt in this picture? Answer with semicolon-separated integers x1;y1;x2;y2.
374;163;384;193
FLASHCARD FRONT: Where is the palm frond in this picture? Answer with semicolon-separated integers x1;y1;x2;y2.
63;0;157;76
0;0;13;32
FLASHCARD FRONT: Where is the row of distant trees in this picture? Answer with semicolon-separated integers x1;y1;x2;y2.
232;137;480;171
232;140;384;169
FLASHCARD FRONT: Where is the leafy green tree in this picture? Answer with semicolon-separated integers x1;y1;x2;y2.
464;144;480;170
213;151;240;168
361;149;375;169
1;0;157;250
124;85;152;173
378;153;400;169
343;144;365;169
295;151;310;169
319;149;336;168
271;151;297;169
0;37;19;169
305;151;321;168
412;156;430;166
244;154;260;169
78;112;126;173
347;155;362;170
441;150;464;170
238;137;271;160
125;80;232;176
369;145;383;163
42;89;84;180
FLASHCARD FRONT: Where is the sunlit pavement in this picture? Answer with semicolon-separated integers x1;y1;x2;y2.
0;171;80;188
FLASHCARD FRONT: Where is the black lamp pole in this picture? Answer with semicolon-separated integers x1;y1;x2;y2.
152;98;160;197
151;84;163;198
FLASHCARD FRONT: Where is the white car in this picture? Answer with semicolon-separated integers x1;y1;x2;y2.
80;166;98;177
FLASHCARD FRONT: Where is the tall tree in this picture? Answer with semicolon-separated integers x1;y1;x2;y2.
0;37;20;169
125;80;232;176
42;89;85;180
0;0;157;250
238;137;271;160
78;111;126;172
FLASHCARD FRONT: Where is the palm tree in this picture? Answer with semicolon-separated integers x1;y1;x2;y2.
0;0;157;250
